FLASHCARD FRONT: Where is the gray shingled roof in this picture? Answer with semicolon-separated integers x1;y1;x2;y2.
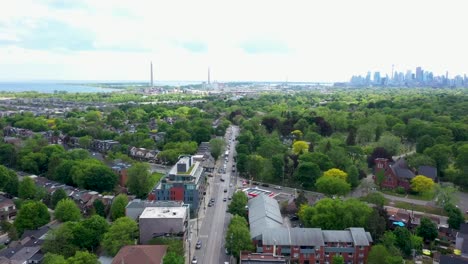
261;228;325;246
391;158;415;179
418;166;437;180
248;195;283;239
349;228;373;246
322;230;353;243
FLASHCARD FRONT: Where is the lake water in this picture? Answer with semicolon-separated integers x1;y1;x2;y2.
0;80;203;93
0;82;118;93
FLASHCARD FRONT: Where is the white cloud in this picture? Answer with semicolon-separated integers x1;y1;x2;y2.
0;0;467;81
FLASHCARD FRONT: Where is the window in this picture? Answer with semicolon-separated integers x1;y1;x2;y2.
348;253;353;257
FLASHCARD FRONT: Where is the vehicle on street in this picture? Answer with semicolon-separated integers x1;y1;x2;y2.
229;183;233;187
261;183;270;187
224;189;227;193
191;256;198;264
228;196;232;200
223;198;227;202
196;240;202;249
208;203;212;207
220;178;225;182
274;186;282;190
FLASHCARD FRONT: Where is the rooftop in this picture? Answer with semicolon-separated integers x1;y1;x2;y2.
112;245;168;264
139;207;187;219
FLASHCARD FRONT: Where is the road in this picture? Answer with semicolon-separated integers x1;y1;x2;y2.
191;125;239;264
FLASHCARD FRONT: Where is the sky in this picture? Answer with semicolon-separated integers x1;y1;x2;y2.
0;0;467;82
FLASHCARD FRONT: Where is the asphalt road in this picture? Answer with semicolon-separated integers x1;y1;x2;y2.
191;125;239;264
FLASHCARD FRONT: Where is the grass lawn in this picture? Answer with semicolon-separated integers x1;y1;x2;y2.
381;189;433;201
150;172;164;187
388;200;447;216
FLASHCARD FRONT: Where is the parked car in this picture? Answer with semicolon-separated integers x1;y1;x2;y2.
196;240;202;249
274;186;282;190
191;257;198;264
224;189;227;193
220;178;225;182
261;183;269;187
223;198;227;202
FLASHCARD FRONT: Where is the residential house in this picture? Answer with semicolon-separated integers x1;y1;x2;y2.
2;126;34;138
128;147;158;162
418;165;438;182
125;199;185;221
248;195;373;264
374;158;415;190
149;155;206;213
111;162;131;187
139;207;188;244
90;139;120;153
112;245;168;264
0;195;16;221
0;222;59;264
149;132;166;143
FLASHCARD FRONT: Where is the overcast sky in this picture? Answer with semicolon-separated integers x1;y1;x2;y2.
0;0;467;82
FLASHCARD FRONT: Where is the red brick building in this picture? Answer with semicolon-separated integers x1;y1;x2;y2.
373;158;415;190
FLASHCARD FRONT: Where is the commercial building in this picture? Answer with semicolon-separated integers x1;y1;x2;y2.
139;206;188;244
248;195;373;264
125;199;185;221
149;155;206;213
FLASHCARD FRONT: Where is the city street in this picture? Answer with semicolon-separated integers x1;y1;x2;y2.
190;125;239;264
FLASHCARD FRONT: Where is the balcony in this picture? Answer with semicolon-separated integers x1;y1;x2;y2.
324;247;355;253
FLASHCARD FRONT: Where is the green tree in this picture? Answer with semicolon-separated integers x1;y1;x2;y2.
367;244;403;264
294;162;321;189
315;176;351;197
424;144;452;176
416;217;438;242
43;222;79;258
14;201;50;235
209;138;225;160
246;155;265;182
54;199;81;222
346;165;360;188
102;217;138;256
67;251;99;264
292;141;309;155
362;192;386;207
365;208;387;242
228;191;248;219
126;163;152;199
163;252;184;264
51;188;68;209
376;133;402;156
416;135;435;154
298;152;334;171
434;184;458;208
323;168;348;180
271;154;285;182
73;215;109;251
225;215;254;258
298;198;371;230
42;253;66;264
0;165;18;196
18;177;37;200
332;255;344;264
411;175;435;194
110;194;128;221
93;199;106;217
393;227;413;256
444;203;464;229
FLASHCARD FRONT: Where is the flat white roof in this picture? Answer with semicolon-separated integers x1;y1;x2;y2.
139;207;187;219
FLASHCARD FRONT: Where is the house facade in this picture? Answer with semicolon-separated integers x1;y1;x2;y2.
0;195;16;221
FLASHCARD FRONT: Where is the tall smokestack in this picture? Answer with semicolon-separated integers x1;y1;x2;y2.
150;62;154;88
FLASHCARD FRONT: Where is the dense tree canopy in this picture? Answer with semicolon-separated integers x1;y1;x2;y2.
102;217;139;256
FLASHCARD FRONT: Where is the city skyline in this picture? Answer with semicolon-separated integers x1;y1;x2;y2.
1;0;467;82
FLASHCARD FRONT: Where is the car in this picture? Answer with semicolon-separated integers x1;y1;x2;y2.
224;189;227;193
261;183;270;187
274;186;282;190
223;198;227;202
229;183;233;187
208;202;213;207
228;196;232;200
210;198;215;203
220;178;225;182
191;256;198;264
252;182;259;185
196;240;202;249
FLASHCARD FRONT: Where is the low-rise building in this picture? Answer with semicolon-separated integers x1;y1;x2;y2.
248;195;373;264
125;199;185;221
139;206;188;244
373;158;415;190
149;155;206;213
240;251;287;264
91;139;120;153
